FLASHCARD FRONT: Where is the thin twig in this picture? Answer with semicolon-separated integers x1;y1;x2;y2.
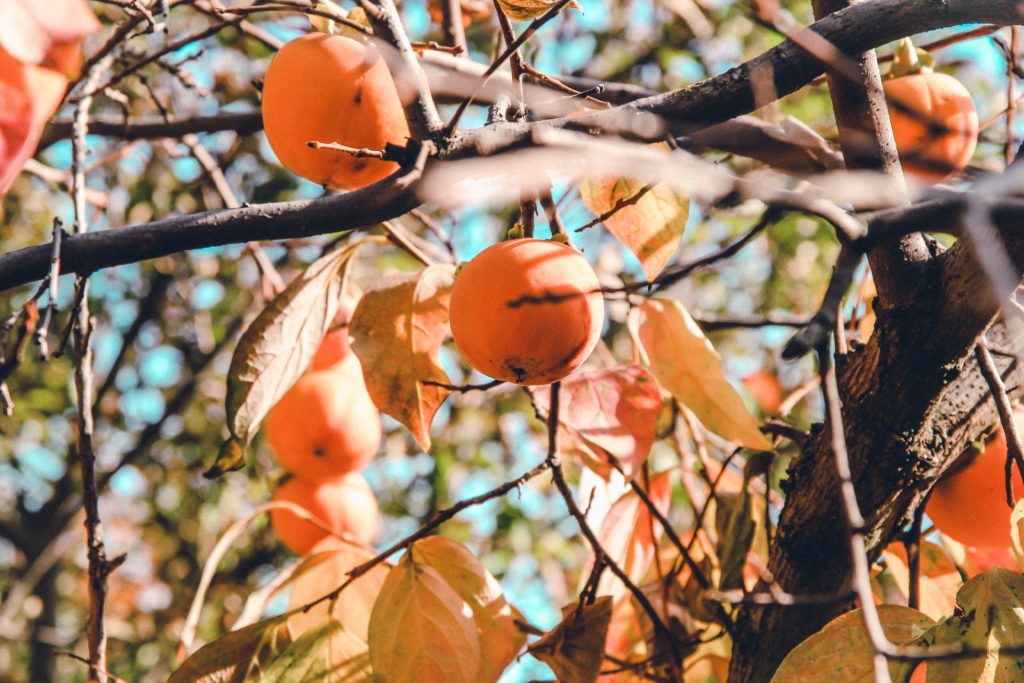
973;336;1024;505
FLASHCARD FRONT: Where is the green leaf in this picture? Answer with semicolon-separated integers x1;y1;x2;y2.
771;605;934;683
715;488;755;592
222;241;364;448
169;614;291;683
924;567;1024;682
262;618;372;682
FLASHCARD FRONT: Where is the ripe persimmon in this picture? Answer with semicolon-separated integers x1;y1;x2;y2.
926;411;1023;548
883;39;978;183
427;0;492;27
270;473;379;554
449;238;605;385
260;33;410;190
265;353;381;481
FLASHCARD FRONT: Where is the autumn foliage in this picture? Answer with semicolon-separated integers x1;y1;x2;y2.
449;238;605;385
260;33;410;190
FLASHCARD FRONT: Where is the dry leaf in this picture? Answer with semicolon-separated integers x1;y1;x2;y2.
771;605;934;683
412;536;526;682
169;614;292;683
534;364;662;480
495;0;580;21
628;298;772;451
924;567;1024;682
595;470;673;602
216;243;363;475
580;177;689;280
367;553;481;683
350;264;456;451
881;542;960;621
529;596;614;683
286;545;387;641
263;619;372;682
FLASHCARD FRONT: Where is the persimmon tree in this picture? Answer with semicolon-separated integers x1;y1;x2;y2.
3;1;1024;682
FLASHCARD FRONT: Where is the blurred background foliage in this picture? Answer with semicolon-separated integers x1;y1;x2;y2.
0;0;1012;680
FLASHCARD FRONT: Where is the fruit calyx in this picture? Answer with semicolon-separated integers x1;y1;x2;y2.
887;37;935;79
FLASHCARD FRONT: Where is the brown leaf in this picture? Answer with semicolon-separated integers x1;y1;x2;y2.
286;545;387;642
169;614;291;683
595;470;673;602
770;605;934;683
367;553;481;683
580;169;689;280
350;264;456;451
495;0;580;21
412;536;527;682
529;596;614;683
628;298;772;451
222;242;364;452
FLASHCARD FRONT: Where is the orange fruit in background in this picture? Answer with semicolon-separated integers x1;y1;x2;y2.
426;0;492;27
270;473;379;554
883;71;978;183
310;284;362;371
449;238;605;385
926;411;1023;548
260;33;410;190
265;353;382;481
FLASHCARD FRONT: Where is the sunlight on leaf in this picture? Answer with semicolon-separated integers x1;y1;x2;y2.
367;552;481;683
350;264;455;451
924;567;1024;682
412;536;527;683
771;605;934;683
494;0;580;21
262;618;372;683
529;596;613;683
628;298;772;451
534;364;662;480
580;176;689;280
881;541;960;621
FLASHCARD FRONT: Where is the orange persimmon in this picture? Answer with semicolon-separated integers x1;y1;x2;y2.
264;353;381;481
926;410;1023;548
260;33;410;190
270;473;379;555
311;284;362;371
449;238;605;385
883;39;978;183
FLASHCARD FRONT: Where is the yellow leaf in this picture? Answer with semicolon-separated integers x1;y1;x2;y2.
771;605;934;683
881;542;960;621
580;177;689;280
628;298;772;451
412;536;526;682
529;596;613;683
495;0;580;21
367;554;481;683
286;545;387;642
925;567;1024;682
350;264;456;451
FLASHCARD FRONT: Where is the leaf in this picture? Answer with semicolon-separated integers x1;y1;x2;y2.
222;242;363;451
287;545;387;642
923;567;1024;682
595;470;673;602
715;489;755;592
580;177;689;280
412;536;527;683
0;0;99;74
494;0;580;21
169;614;291;683
770;605;934;683
262;619;372;683
367;552;481;683
628;298;772;451
534;364;663;480
529;596;614;683
881;542;960;621
0;51;66;195
350;264;456;451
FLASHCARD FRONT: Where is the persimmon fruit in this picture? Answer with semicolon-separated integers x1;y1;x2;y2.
449;238;605;385
260;33;410;190
883;40;977;183
926;411;1023;548
264;352;381;481
310;284;362;371
270;473;379;554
